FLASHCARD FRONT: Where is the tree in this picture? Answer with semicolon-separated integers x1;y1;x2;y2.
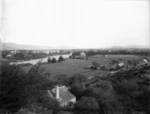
47;57;52;63
0;63;28;113
51;58;57;63
58;56;64;62
38;94;60;114
75;97;99;111
1;50;11;58
26;65;54;111
69;74;87;98
88;80;124;114
91;62;100;70
53;74;68;86
13;52;26;60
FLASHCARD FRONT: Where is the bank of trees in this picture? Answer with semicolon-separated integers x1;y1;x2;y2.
71;49;150;57
2;51;49;60
1;61;150;114
48;56;65;64
0;63;58;114
0;63;28;113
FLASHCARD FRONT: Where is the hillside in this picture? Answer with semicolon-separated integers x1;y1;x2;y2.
1;42;77;50
1;43;52;50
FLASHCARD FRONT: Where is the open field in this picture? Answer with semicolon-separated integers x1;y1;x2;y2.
22;54;146;78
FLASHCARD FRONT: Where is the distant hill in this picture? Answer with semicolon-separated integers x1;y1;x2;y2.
1;42;149;50
56;45;78;50
1;43;52;50
1;42;77;50
110;45;150;50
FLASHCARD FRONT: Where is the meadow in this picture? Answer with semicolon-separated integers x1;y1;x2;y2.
22;54;144;79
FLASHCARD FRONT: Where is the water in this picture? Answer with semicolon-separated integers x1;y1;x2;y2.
9;54;71;65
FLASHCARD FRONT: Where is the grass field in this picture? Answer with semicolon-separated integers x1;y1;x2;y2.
22;54;145;78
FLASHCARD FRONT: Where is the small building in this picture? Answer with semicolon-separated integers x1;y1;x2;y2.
77;52;86;59
80;52;86;57
118;62;125;67
105;54;108;58
143;59;148;63
48;85;76;107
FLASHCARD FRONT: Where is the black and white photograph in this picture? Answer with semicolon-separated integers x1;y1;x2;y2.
0;0;150;114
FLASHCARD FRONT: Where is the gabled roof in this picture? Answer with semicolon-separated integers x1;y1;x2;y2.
59;89;75;102
49;86;76;103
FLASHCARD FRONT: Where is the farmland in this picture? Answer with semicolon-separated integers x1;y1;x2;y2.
22;54;145;79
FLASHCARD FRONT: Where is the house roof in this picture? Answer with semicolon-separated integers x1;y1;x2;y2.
50;86;76;103
59;89;75;102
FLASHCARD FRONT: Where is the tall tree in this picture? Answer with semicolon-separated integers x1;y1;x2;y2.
26;65;54;111
0;63;28;113
58;56;64;62
51;58;57;63
47;57;52;63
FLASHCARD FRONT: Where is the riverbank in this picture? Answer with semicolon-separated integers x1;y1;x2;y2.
9;54;71;65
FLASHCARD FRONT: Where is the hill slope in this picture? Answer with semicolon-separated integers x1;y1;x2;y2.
1;43;52;50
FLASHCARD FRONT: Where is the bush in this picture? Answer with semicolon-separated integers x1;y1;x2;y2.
53;74;68;85
92;62;100;68
87;80;124;114
114;79;139;97
0;63;28;113
75;97;99;111
51;58;57;63
69;74;87;98
47;57;52;63
58;56;64;62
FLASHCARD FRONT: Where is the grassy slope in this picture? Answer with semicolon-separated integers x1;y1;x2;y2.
22;54;142;78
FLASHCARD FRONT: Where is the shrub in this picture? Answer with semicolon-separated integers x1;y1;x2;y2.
58;56;64;62
51;58;57;63
47;57;52;63
75;97;99;111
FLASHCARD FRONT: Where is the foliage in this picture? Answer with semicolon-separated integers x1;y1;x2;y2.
91;62;100;69
25;65;55;113
1;50;11;58
53;74;68;86
26;65;52;103
69;74;87;99
6;51;49;61
87;80;124;114
48;57;52;63
75;97;99;111
58;56;64;62
0;63;28;113
38;94;60;113
114;78;150;114
51;58;57;63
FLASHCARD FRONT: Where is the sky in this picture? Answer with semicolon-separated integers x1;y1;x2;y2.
1;0;150;48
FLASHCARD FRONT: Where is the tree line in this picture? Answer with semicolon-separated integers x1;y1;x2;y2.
0;61;150;114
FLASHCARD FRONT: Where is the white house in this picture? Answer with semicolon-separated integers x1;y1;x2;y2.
143;59;148;63
80;52;86;59
48;85;76;107
118;62;125;67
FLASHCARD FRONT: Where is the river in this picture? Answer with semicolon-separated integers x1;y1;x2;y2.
9;54;71;65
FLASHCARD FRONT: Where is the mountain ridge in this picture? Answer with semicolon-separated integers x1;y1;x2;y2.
0;42;149;50
0;42;77;50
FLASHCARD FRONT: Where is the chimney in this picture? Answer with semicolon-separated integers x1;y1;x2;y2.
56;86;59;99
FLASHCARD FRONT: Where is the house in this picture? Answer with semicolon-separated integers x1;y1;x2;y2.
109;62;125;71
143;59;148;63
47;85;76;107
105;54;108;58
76;52;87;59
118;62;125;67
80;52;86;58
